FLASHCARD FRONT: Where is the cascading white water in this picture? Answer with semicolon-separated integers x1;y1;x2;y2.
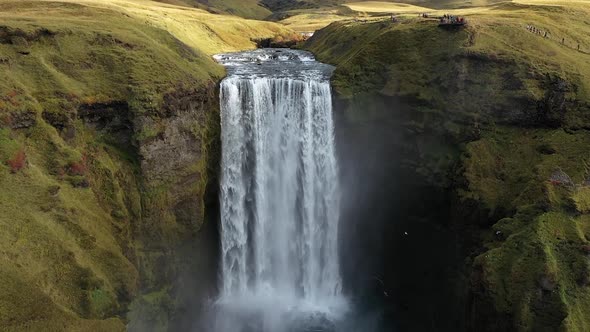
213;49;347;331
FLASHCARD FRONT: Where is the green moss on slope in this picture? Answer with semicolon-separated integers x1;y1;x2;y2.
0;0;285;329
468;127;590;330
305;2;590;329
0;122;139;330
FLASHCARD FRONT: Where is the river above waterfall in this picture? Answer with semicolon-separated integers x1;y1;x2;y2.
210;49;347;332
213;49;334;80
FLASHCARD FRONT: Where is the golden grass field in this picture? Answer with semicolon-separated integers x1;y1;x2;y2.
344;1;433;13
281;0;590;33
1;0;288;55
280;9;353;32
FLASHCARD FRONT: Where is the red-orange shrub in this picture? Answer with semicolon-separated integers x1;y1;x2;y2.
6;90;17;99
68;155;87;176
7;149;26;173
0;112;12;126
81;95;100;105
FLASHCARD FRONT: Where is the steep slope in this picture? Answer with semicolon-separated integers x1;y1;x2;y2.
306;1;590;330
155;0;272;20
274;0;509;32
343;0;507;11
262;0;472;12
0;0;289;330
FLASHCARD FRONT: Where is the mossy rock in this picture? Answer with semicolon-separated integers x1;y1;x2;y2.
572;187;590;214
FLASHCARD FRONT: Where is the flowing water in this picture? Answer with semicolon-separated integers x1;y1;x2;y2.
212;49;348;331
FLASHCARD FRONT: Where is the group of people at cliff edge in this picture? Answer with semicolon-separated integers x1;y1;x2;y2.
439;14;466;25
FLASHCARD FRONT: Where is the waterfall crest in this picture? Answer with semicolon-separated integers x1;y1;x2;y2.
214;49;347;331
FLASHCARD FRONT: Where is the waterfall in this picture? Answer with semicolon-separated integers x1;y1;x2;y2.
213;49;347;331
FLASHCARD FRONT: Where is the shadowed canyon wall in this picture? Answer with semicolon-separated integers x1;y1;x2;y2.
307;17;590;331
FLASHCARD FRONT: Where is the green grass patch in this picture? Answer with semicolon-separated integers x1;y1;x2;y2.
0;0;284;328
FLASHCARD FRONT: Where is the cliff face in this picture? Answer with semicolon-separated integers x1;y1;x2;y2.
128;82;222;331
305;4;590;330
0;0;287;330
0;35;220;332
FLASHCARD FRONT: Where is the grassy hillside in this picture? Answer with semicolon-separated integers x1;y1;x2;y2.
263;0;498;11
308;1;590;97
344;0;506;11
306;0;590;330
9;0;289;55
0;0;289;330
273;0;515;31
277;6;355;32
155;0;272;19
200;0;272;19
